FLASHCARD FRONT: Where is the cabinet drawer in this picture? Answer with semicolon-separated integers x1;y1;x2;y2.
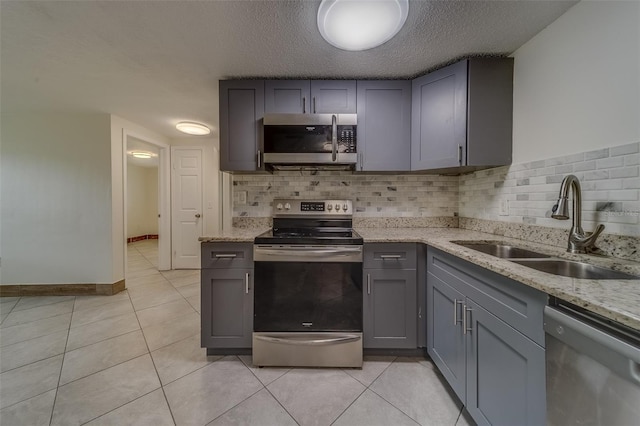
427;247;546;346
201;243;253;269
364;243;416;269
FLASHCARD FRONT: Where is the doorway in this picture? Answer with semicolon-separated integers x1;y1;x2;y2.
124;132;171;272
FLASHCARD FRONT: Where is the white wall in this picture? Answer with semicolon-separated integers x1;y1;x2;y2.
512;0;640;164
1;112;113;284
127;164;158;238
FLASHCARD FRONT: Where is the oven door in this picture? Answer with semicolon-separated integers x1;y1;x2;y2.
253;244;363;367
253;245;363;332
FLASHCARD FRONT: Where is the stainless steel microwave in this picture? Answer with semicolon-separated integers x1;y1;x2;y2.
262;113;357;170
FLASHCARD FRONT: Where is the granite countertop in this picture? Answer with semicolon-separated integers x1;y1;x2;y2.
200;227;640;331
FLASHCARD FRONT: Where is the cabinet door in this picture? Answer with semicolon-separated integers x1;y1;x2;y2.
411;60;468;170
363;269;417;349
427;271;466;401
311;80;357;114
357;80;411;171
465;299;546;426
265;80;310;113
201;268;253;349
219;80;264;171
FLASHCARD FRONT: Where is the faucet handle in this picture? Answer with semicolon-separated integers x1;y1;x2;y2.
579;224;607;256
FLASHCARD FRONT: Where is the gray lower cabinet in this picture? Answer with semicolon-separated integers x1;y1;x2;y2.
356;80;411;171
411;58;513;172
201;243;253;351
427;247;546;426
363;243;417;349
219;80;264;171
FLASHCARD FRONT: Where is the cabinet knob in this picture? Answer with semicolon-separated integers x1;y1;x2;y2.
195;213;201;218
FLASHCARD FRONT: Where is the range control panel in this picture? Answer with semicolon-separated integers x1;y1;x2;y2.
273;199;353;216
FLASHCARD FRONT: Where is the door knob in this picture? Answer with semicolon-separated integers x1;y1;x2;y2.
195;213;201;218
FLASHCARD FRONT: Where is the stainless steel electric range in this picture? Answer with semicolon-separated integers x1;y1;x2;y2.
253;199;363;368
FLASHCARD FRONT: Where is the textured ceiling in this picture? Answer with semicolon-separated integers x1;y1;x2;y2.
0;0;577;139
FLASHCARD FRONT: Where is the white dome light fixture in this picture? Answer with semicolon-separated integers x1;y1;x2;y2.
129;151;154;159
317;0;409;51
176;121;211;136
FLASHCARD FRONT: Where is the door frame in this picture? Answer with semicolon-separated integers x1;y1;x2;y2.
122;130;171;271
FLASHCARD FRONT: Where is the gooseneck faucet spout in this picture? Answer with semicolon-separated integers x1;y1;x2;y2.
552;174;606;255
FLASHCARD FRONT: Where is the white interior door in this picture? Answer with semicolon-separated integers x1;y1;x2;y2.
171;148;203;269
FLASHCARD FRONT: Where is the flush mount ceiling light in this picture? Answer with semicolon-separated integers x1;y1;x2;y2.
317;0;409;51
129;151;154;159
176;121;211;135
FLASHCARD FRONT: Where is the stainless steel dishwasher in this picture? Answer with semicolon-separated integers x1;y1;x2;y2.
545;299;640;425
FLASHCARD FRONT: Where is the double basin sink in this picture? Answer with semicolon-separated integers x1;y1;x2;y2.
453;241;640;280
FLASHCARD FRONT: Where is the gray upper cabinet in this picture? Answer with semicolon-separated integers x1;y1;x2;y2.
356;80;411;171
426;247;546;426
265;80;357;114
411;58;513;172
219;80;264;172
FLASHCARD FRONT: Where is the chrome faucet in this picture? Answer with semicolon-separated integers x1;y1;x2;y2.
552;174;606;255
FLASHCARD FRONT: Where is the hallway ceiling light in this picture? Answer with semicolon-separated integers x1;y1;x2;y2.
176;121;211;135
130;151;155;159
317;0;409;51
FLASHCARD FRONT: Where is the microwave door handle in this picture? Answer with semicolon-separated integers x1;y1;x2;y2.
331;114;337;162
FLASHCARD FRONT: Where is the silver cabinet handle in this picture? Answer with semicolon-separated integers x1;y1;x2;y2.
331;114;337;162
454;299;463;325
257;150;261;169
303;97;306;114
380;254;402;260
245;272;250;294
458;145;463;165
367;274;371;295
214;254;237;258
463;305;473;335
313;97;316;113
195;213;201;218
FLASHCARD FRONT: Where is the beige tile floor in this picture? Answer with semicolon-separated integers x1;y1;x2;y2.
0;239;474;426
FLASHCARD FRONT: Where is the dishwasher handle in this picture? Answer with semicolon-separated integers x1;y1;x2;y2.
544;306;640;385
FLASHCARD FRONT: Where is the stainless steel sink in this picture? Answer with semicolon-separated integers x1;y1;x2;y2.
453;241;550;259
511;259;640;280
453;241;640;280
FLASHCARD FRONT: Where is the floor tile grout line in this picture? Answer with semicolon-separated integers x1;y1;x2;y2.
127;269;179;426
1;300;75;330
68;304;136;331
328;384;369;426
0;312;74;349
362;358;426;425
262;385;302;426
63;312;141;353
56;330;148;387
76;388;167;426
0;340;68;375
49;295;76;426
10;296;75;314
206;379;267;425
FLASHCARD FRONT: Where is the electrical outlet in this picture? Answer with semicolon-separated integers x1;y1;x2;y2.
499;199;509;216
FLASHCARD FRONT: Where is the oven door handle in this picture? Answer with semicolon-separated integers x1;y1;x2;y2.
254;246;363;262
331;114;337;162
254;334;361;346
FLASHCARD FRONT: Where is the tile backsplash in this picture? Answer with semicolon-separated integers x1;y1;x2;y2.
459;142;639;236
232;142;639;238
232;172;459;218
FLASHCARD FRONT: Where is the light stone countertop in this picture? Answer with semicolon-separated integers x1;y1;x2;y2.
200;227;640;331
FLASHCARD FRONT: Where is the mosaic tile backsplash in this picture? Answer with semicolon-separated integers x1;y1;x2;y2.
459;141;639;237
232;172;459;218
232;142;639;239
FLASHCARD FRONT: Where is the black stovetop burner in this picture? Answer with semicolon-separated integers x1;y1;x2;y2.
254;199;362;245
254;228;363;245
